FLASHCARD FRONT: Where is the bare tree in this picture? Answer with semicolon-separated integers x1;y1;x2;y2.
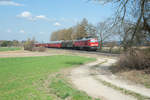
93;0;150;47
86;24;97;37
96;19;114;50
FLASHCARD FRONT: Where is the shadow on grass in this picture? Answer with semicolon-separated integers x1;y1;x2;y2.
66;61;84;66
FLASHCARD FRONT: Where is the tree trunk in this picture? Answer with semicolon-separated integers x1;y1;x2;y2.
99;40;103;51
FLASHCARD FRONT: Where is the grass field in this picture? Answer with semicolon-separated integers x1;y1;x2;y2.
0;55;95;100
0;47;21;52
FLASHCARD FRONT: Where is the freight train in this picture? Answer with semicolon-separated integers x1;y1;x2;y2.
35;38;99;51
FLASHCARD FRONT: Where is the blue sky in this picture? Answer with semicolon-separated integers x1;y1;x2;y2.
0;0;114;42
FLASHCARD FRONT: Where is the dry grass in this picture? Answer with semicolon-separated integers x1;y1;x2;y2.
110;48;150;88
115;70;150;88
32;47;46;52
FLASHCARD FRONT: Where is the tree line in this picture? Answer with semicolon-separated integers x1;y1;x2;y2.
0;40;21;47
50;18;97;41
0;38;37;48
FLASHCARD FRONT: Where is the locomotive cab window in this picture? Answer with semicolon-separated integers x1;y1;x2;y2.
90;39;97;42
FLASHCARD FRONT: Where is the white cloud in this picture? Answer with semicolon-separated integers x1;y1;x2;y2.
0;1;23;6
17;11;34;21
54;22;61;26
20;11;31;18
17;11;49;21
19;30;25;33
35;15;47;20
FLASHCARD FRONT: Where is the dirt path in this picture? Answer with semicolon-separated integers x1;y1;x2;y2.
70;58;137;100
92;58;150;98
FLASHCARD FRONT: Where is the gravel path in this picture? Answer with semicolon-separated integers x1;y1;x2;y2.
70;58;136;100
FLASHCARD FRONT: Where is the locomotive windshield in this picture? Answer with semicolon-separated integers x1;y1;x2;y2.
90;39;98;42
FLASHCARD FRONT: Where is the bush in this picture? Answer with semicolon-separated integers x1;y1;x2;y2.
32;47;46;52
117;48;150;70
24;43;34;51
23;38;35;51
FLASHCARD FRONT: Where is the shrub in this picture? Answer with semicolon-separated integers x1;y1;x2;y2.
117;48;150;70
23;38;35;51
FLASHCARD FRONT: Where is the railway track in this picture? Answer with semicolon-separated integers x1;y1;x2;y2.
47;48;120;57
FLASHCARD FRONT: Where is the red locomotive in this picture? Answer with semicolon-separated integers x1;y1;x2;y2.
35;38;99;51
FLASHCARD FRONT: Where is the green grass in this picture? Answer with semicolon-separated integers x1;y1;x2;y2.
50;74;92;100
0;47;21;52
0;55;95;100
